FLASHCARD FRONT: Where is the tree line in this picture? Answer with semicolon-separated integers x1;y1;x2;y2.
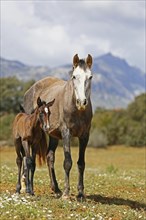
89;93;146;147
0;77;145;147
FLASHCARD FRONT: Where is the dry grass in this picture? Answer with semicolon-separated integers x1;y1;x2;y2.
0;146;146;220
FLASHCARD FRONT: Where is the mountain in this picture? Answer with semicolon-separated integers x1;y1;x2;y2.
0;57;51;81
0;53;145;110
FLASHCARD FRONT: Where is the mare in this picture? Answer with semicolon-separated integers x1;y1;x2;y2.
23;54;93;199
13;97;55;195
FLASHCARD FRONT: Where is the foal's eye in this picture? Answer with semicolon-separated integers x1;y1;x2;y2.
89;75;93;80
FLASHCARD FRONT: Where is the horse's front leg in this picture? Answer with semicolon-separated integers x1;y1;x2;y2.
61;128;72;199
77;134;89;199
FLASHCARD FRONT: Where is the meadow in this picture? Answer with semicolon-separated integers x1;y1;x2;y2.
0;146;145;220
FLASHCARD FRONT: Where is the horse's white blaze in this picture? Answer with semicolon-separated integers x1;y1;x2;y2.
72;66;92;107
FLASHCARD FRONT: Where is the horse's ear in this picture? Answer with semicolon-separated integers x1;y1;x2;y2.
86;54;92;69
19;104;25;113
37;97;42;107
47;99;55;107
73;54;79;68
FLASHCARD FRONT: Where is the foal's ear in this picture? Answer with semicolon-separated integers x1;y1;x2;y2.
86;54;92;69
73;54;79;68
47;99;55;107
19;104;25;113
37;97;42;107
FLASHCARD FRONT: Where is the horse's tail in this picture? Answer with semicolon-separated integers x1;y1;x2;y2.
19;104;25;113
36;130;47;166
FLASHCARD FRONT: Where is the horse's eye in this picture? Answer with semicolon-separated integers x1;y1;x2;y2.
72;75;76;80
89;75;93;80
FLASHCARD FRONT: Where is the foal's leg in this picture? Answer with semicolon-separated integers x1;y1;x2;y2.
15;139;23;193
46;136;61;195
61;128;72;198
22;140;32;194
30;147;36;195
77;134;89;199
20;146;26;193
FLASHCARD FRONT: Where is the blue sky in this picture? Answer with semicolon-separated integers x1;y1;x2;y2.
1;0;145;70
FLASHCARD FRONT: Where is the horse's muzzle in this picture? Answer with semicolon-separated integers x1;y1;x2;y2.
76;99;87;111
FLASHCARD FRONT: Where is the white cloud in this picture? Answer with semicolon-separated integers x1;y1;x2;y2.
1;0;145;70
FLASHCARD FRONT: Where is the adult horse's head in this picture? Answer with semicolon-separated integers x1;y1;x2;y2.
71;54;93;111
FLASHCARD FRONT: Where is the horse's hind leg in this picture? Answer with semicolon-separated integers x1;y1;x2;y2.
15;139;23;193
46;136;61;196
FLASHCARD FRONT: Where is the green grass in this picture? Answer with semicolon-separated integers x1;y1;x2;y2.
0;146;145;220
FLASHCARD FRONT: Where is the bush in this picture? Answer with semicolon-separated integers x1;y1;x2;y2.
89;129;108;148
0;113;15;144
91;93;146;147
0;77;35;113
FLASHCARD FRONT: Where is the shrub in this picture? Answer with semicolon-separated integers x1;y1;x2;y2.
89;129;108;148
0;113;15;144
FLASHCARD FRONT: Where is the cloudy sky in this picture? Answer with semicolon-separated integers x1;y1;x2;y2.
1;0;145;70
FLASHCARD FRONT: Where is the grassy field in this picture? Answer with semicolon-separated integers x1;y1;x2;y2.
0;146;145;220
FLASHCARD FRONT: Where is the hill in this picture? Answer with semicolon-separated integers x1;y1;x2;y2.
0;53;145;109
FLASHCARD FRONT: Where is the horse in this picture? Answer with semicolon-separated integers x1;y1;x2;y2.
23;54;93;199
13;96;55;195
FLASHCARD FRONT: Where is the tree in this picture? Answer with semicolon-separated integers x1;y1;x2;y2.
0;77;35;113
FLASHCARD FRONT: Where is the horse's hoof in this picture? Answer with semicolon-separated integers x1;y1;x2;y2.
55;191;62;198
51;188;62;198
76;193;86;202
62;193;70;200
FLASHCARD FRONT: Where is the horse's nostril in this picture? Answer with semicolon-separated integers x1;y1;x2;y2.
77;99;80;105
83;99;87;106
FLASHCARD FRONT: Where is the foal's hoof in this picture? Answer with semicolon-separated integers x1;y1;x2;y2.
30;191;35;196
20;188;26;193
77;193;86;202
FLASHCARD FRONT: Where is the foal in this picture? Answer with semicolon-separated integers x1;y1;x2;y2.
13;97;55;195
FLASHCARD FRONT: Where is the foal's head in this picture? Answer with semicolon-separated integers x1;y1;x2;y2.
71;54;93;111
37;97;55;132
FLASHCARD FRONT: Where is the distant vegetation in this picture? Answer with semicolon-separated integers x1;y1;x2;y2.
0;77;145;147
0;77;35;113
0;77;35;144
89;93;146;147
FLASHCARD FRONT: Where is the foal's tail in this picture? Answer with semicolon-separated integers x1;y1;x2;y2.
36;130;47;166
